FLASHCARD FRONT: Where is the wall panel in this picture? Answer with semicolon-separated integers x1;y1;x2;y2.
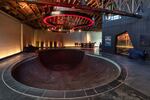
34;30;102;47
0;11;21;59
23;24;34;47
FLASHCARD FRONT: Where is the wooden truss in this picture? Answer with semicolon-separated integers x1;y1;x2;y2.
0;0;143;30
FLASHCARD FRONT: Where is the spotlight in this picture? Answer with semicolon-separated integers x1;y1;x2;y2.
58;29;62;32
47;28;51;31
70;29;74;32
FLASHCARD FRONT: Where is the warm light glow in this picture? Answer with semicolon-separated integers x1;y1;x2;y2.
117;32;133;48
70;29;74;32
86;33;91;43
19;2;33;14
51;11;61;15
64;44;75;47
78;29;82;32
117;32;130;40
43;41;46;47
0;49;20;59
116;45;134;48
19;2;28;9
47;28;51;32
64;43;75;47
58;29;62;32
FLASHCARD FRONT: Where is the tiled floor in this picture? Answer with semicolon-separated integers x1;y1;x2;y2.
0;51;150;100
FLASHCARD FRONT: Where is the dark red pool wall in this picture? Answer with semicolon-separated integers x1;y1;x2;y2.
38;49;85;69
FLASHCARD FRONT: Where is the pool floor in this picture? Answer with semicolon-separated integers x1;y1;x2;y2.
0;52;150;100
12;54;120;90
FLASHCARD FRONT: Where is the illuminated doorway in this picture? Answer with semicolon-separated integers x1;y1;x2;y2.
116;32;134;55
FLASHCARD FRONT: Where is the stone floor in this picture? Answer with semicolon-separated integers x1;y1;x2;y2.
0;51;150;100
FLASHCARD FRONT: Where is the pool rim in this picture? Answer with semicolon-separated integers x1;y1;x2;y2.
1;53;127;99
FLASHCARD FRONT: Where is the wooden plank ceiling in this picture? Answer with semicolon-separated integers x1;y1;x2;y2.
0;0;107;31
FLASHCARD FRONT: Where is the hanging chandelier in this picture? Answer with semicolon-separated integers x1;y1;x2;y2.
43;11;95;32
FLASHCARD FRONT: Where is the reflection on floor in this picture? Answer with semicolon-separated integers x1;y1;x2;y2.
0;51;150;100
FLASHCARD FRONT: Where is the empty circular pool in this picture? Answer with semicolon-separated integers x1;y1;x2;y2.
2;49;127;99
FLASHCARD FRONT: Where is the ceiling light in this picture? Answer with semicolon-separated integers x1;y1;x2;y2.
51;11;61;15
58;29;62;32
70;29;74;32
47;28;51;32
43;11;94;32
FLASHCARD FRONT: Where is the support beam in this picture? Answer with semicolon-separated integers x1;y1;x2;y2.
17;0;142;18
21;24;24;51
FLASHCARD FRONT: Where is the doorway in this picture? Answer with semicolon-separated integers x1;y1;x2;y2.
116;32;134;55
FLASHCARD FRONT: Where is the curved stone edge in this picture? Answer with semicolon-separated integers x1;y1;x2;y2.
1;54;127;99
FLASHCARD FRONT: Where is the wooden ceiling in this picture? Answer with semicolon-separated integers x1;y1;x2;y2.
0;0;106;31
0;0;142;32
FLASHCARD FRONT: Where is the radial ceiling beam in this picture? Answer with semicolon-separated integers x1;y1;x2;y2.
17;0;142;18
